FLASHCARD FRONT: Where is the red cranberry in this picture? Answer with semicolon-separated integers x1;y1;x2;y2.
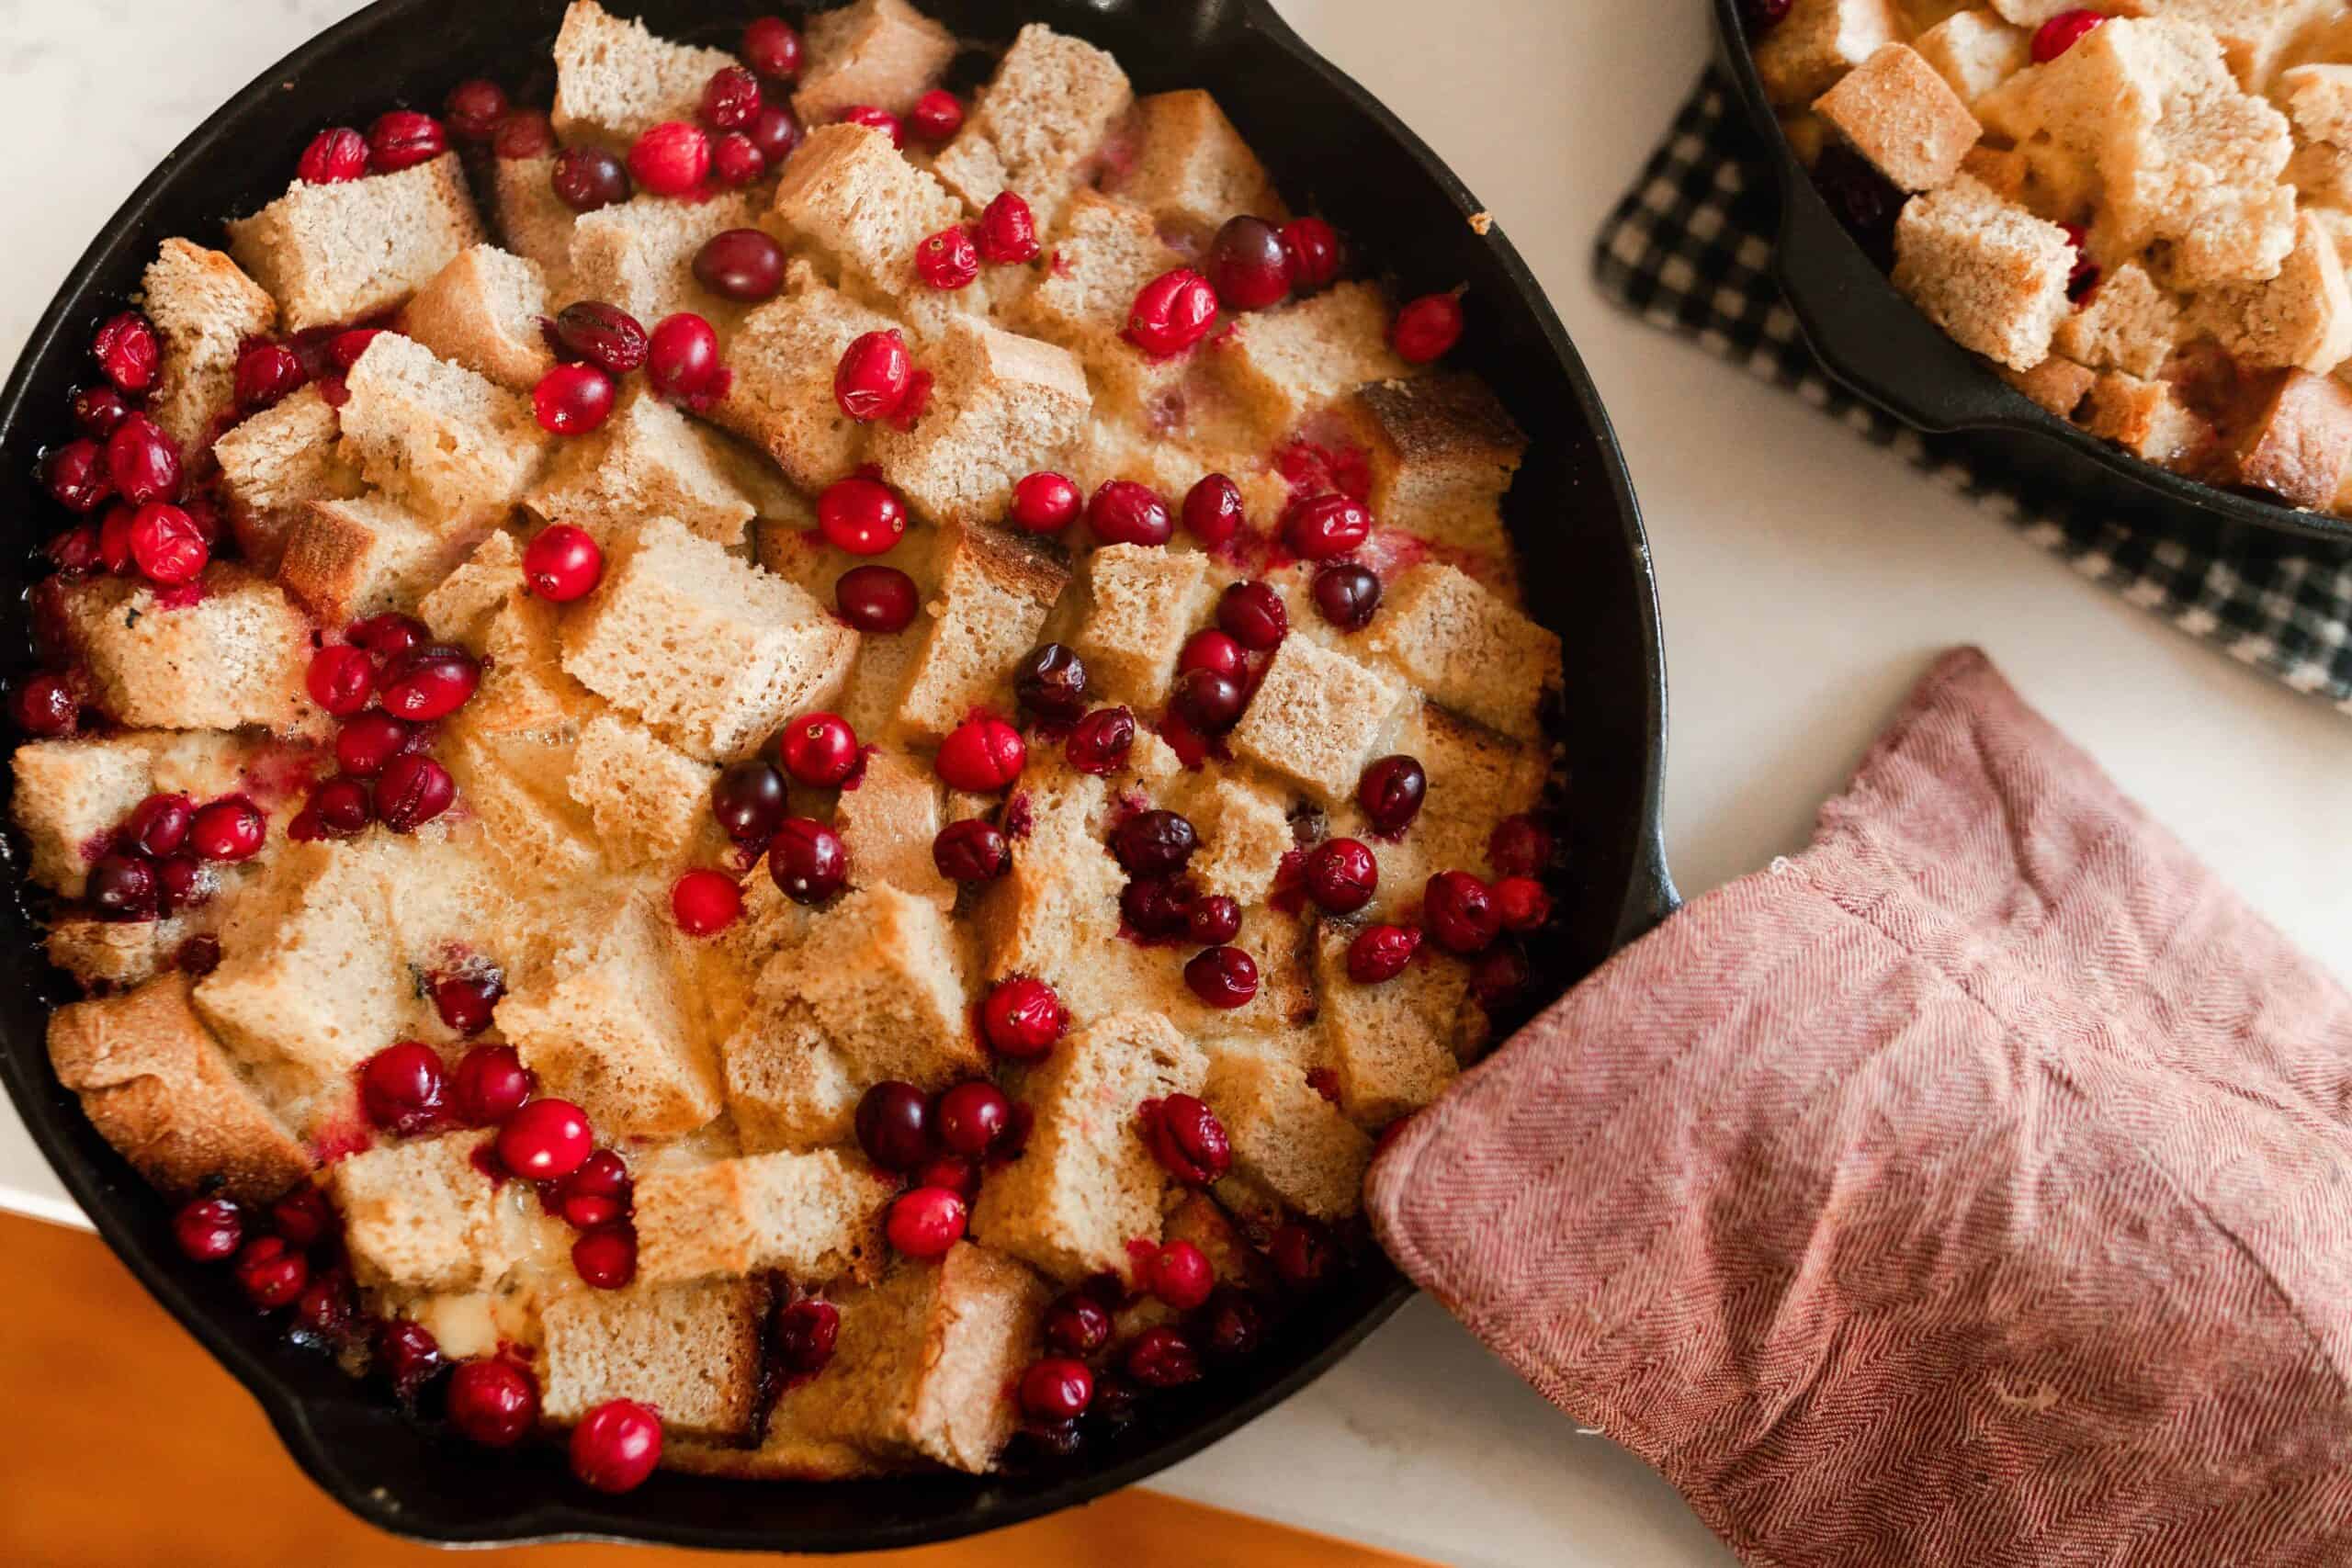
1010;470;1080;532
1268;1220;1338;1289
935;1079;1012;1156
2062;222;2100;300
743;15;804;78
1358;755;1427;834
1305;838;1378;913
1172;667;1247;734
188;797;265;861
453;1043;531;1124
1489;814;1552;875
672;868;742;936
936;715;1025;792
444;79;509;141
306;645;375;716
234;342;308;413
71;384;132;438
833;330;912;422
777;711;858;786
1182;473;1245;547
775;1299;840;1375
1280;217;1343;292
980;976;1066;1059
1089;480;1172;547
1469;942;1531;1009
1114;810;1198;876
2032;7;2106;62
628;120;710;196
534;363;616;435
447;1359;538;1447
122;792;193;856
308;775;375;838
933;818;1010;883
375;752;457;833
571;1399;662;1494
1424;870;1500;955
173;1196;244;1262
435;974;506;1039
1045;1293;1113;1357
523;523;604;603
376;1317;445;1399
153;853;215;915
816;476;907;556
906;87;964;144
1125;268;1219;356
1184;894;1241;945
1347;923;1420;984
334;712;413;777
1020;1356;1093;1420
835;564;918;632
1090;1371;1142;1426
572;1224;638;1289
11;673;78;738
293;1269;355;1340
1143;1093;1230;1183
710;130;767;186
768;817;848;904
1392;293;1464;364
497;1098;593;1181
923;1156;984;1205
1313;562;1382;629
1146;1239;1215;1310
1203;1287;1266;1358
701;64;763;131
1184;945;1259;1009
88;853;158;921
1285;493;1372;559
107;415;181;505
48;521;102;578
298;127;369;185
93;312;159;393
1065;705;1135;774
694;228;786;302
493;109;555;159
711;761;789;844
381;645;481;722
368;110;446;172
1208;216;1294;311
1121;875;1190;940
553;146;633;211
1125;1325;1202;1388
233;1235;309;1309
977;191;1040;264
840;104;905;147
359;1041;447;1136
649;311;725;399
551;300;650;376
1216;581;1287;650
916;226;981;290
329;328;387;372
1178;629;1245;682
746;103;802;165
559;1149;633;1230
265;1185;334;1249
888;1185;967;1258
1492;874;1551;932
43;438;110;513
856;1080;934;1171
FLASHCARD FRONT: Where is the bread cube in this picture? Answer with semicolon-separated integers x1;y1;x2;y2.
277;494;481;628
2190;211;2352;374
331;1131;509;1290
832;748;948;905
2232;368;2352;509
788;885;982;1089
398;243;555;391
636;1149;892;1286
12;736;160;897
721;964;863;1152
541;1278;770;1439
1109;90;1284;241
476;598;608;751
338;333;549;529
566;712;715;867
1216;282;1413;441
227;153;483;333
1913;9;2030;105
570;192;763;327
47;915;184;990
526;391;763;547
1365;564;1561;742
48;974;311;1202
1010;191;1183;367
54;568;313;734
1188;775;1296;906
1337;372;1525;555
2147;0;2335;87
792;0;958;123
871;319;1091;526
491;155;579;295
550;0;739;148
1228;637;1411;807
1204;1043;1373;1224
137;239;277;457
2000;357;2099;417
212;387;364;571
713;268;897;491
2283;62;2352;147
970;1011;1207;1281
894;523;1072;740
971;763;1125;986
1071;545;1214;711
2082;370;2211;463
1312;923;1468;1125
1813;43;1982;193
2051;262;2180;378
932;25;1133;229
561;516;856;761
772;123;967;303
1753;0;1901;106
417;528;526;647
1891;174;2076;372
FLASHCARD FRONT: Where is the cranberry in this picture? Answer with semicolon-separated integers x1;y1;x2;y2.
534;363;616;435
303;646;373;717
308;776;375;838
936;715;1025;792
554;145;633;212
1268;1220;1338;1289
746;103;802;165
2032;7;2106;62
775;1299;840;1374
234;342;307;413
1740;0;1794;30
1090;1371;1142;1426
435;971;507;1039
1347;923;1420;984
298;127;369;185
1424;870;1499;955
1045;1292;1112;1356
48;522;102;579
1178;630;1245;682
1065;705;1135;774
1305;838;1378;913
711;761;789;844
521;523;603;603
1088;479;1173;547
1010;470;1080;532
1019;1357;1093;1421
560;1149;633;1229
1313;562;1382;629
647;311;725;400
122;792;193;856
1285;493;1372;560
88;853;157;921
933;818;1009;883
856;1081;934;1171
672;868;742;935
572;1224;638;1289
358;1041;447;1136
935;1080;1012;1157
93;312;159;394
368;110;446;172
693;228;786;302
173;1196;244;1262
1492;874;1552;932
447;1359;538;1447
816;476;907;555
1489;814;1553;876
453;1043;531;1124
549;303;648;379
835;564;918;632
493;109;556;159
1125;268;1219;356
153;853;214;915
107;415;181;505
328;329;385;372
833;330;912;422
1184;894;1241;945
1120;875;1190;940
768;817;848;904
571;1399;662;1494
1125;1325;1202;1388
1114;810;1198;877
711;130;767;186
496;1098;592;1181
840;104;905;147
1208;216;1293;311
1280;217;1343;292
1470;942;1531;1009
628;120;710;196
1184;945;1259;1009
1203;1287;1266;1359
897;86;958;143
887;1185;966;1258
1146;1239;1215;1310
1172;667;1247;734
1143;1093;1229;1183
381;645;480;722
778;711;859;786
188;797;265;861
1357;755;1427;834
1216;581;1287;650
976;191;1040;265
701;64;763;131
1392;293;1464;364
741;11;804;74
234;1235;310;1309
293;1269;355;1340
374;752;457;833
916;226;981;290
980;976;1066;1059
1182;474;1246;547
444;79;509;141
376;1317;445;1399
995;649;1084;728
42;439;109;513
334;713;412;777
270;1185;337;1247
71;384;132;438
1811;142;1904;271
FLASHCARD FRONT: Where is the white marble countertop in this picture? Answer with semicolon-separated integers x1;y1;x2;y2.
6;1;2352;1563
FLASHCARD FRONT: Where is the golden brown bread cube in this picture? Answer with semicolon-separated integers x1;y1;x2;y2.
1227;635;1411;807
52;568;315;736
550;0;738;149
1108;89;1286;241
212;387;363;572
227;154;483;333
137;238;276;459
893;522;1072;741
869;319;1092;527
397;243;555;391
792;0;958;124
540;1277;772;1439
1811;43;1982;194
634;1149;893;1286
331;1131;510;1291
931;23;1133;229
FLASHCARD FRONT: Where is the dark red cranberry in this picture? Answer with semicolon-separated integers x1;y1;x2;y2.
907;87;964;144
746;102;802;165
1424;870;1499;955
935;1079;1012;1157
496;1098;592;1181
743;15;805;79
1090;1371;1142;1427
768;817;848;904
493;109;556;159
88;853;157;921
1010;470;1080;532
233;1235;309;1309
672;869;742;935
1490;815;1554;877
1114;810;1198;876
694;228;787;302
298;127;369;185
98;507;139;572
816;475;907;555
628;120;710;196
1347;923;1420;984
1392;293;1464;363
1065;706;1135;774
711;761;789;844
1087;479;1173;547
1280;217;1343;292
359;1041;447;1136
1120;875;1191;941
234;342;308;413
1172;667;1247;734
1125;1325;1202;1388
43;438;110;513
833;330;912;422
1469;942;1531;1009
1125;268;1219;356
1285;493;1372;560
153;853;214;915
122;792;194;857
935;715;1024;792
1045;1292;1112;1356
308;776;375;838
1358;755;1427;834
2032;7;2105;62
447;1359;538;1446
93;312;159;394
173;1196;244;1262
1216;581;1287;650
1268;1220;1338;1289
572;1224;638;1289
292;1269;355;1340
1184;945;1259;1009
1013;643;1088;720
552;145;633;212
306;645;375;716
381;645;481;721
1145;1239;1214;1310
334;712;413;777
1492;874;1552;932
106;415;180;506
188;797;265;861
559;1150;633;1230
71;384;132;438
10;672;77;738
444;79;509;141
775;1299;840;1375
1203;1287;1266;1358
534;363;616;435
551;300;650;376
270;1185;337;1248
977;191;1040;264
571;1399;662;1494
452;1043;531;1123
887;1185;967;1258
376;1317;445;1399
835;564;918;632
1208;216;1294;311
710;130;767;186
328;328;386;372
435;973;507;1040
933;818;1010;883
1184;894;1241;946
523;523;604;602
1020;1357;1093;1420
700;64;763;131
856;1081;934;1171
1739;0;1793;31
778;711;859;786
646;310;724;399
980;976;1065;1059
375;752;457;833
1313;562;1382;629
922;1153;983;1201
1305;838;1378;913
840;104;905;147
1178;629;1245;682
1143;1093;1230;1183
368;110;446;172
1182;473;1245;547
916;226;981;290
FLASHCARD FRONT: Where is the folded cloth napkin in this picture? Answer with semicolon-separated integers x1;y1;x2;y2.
1369;648;2352;1567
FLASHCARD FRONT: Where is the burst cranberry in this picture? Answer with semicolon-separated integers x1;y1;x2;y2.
1004;645;1083;723
153;853;214;915
835;564;918;632
370;1319;443;1402
308;775;375;837
1492;874;1552;932
88;853;156;921
293;1269;355;1339
972;191;1041;265
93;311;159;393
122;792;193;856
1208;216;1293;311
936;715;1025;791
233;1235;309;1309
45;523;100;579
649;311;724;398
571;1399;662;1493
856;1080;933;1170
1358;755;1427;834
550;300;649;377
711;761;789;844
448;1359;537;1447
120;502;204;586
493;109;555;159
1470;942;1531;1008
1285;493;1372;560
747;102;802;164
572;1224;638;1290
497;1098;593;1181
1216;581;1287;650
693;228;786;302
885;1184;967;1260
710;130;767;186
435;967;506;1037
382;646;481;722
1004;473;1078;535
189;797;265;861
935;1079;1012;1158
768;817;848;904
916;225;981;290
1203;1288;1266;1359
71;383;131;438
700;64;763;131
1114;810;1198;877
328;328;384;371
907;87;964;144
298;126;369;184
1146;1239;1215;1310
671;868;742;935
1392;293;1464;363
522;523;604;602
99;506;138;571
1125;268;1219;356
1425;870;1500;954
1305;838;1378;913
1269;1220;1338;1290
1065;705;1135;774
303;645;372;717
1121;875;1189;940
1314;562;1383;629
1039;1295;1109;1359
775;1299;840;1374
368;110;446;172
933;818;1009;883
628;120;710;196
554;145;633;211
269;1185;336;1248
2032;7;2106;62
234;342;307;412
1178;630;1245;684
107;415;180;505
444;79;509;141
173;1196;244;1262
816;476;907;555
1019;1357;1093;1421
1143;1093;1229;1183
359;1041;447;1136
1178;894;1237;946
840;104;905;147
333;713;411;777
1280;217;1343;292
452;1043;531;1123
1184;945;1259;1009
981;976;1066;1059
833;330;912;422
535;363;616;434
43;439;109;513
1089;479;1173;546
743;14;804;77
375;751;457;832
1176;476;1241;549
1347;923;1420;984
1125;1325;1202;1388
776;711;857;786
1172;667;1247;734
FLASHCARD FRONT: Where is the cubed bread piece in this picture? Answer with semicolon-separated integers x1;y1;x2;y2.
138;239;277;457
788;885;982;1088
495;885;721;1137
550;0;739;148
2051;262;2181;378
2190;212;2352;373
832;748;948;905
526;390;763;547
417;528;526;647
2232;367;2352;509
1108;90;1284;241
894;523;1072;740
1010;190;1182;367
1913;9;2031;105
467;595;604;746
1340;701;1550;925
570;192;761;326
2283;62;2352;147
331;1131;507;1290
1999;356;2099;416
1364;563;1561;741
565;712;714;867
1813;43;1983;193
338;333;549;529
1071;544;1214;710
721;964;863;1151
212;387;364;571
792;0;958;123
1228;636;1412;807
53;568;313;734
1188;775;1296;906
11;735;161;897
970;1011;1207;1281
442;732;600;890
1337;372;1526;556
870;319;1092;526
1216;282;1413;440
397;244;555;391
47;915;185;990
541;1278;770;1439
491;155;579;295
48;974;311;1202
2143;0;2336;88
971;762;1124;987
277;494;482;628
1313;923;1468;1125
227;153;483;333
1753;0;1902;106
932;25;1133;229
561;516;855;761
636;1148;891;1285
2081;370;2211;462
1891;174;2076;372
711;268;897;491
1204;1043;1373;1224
772;123;967;303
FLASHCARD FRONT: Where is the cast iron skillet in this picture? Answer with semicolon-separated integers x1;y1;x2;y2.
0;0;1677;1550
1709;0;2352;551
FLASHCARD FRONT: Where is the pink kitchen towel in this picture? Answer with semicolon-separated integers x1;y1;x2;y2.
1368;647;2352;1566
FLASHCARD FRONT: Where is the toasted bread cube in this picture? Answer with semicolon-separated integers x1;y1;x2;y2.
212;387;363;571
551;0;739;148
1228;637;1411;807
1914;9;2031;105
1071;545;1214;710
443;728;605;884
417;528;526;647
1109;90;1285;240
793;0;958;123
1216;282;1413;440
1366;563;1561;741
2190;212;2352;373
721;964;863;1151
1813;43;1983;193
773;123;967;303
491;155;579;294
894;523;1072;740
1338;372;1525;555
55;568;313;734
11;736;161;897
277;494;481;628
2082;370;2211;463
228;153;483;333
1313;923;1468;1124
566;712;715;867
1754;0;1901;106
870;320;1091;526
398;243;555;391
1204;1043;1373;1224
1189;775;1296;906
2051;262;2181;378
1011;191;1183;366
1999;357;2098;416
339;333;549;529
138;239;277;458
636;1149;892;1285
1891;174;2076;372
932;25;1133;229
833;748;949;905
1341;702;1550;923
332;1131;508;1290
561;517;856;762
712;269;897;491
526;391;763;547
971;763;1125;987
48;974;311;1202
542;1279;769;1439
2148;0;2335;87
466;596;603;746
570;192;763;326
970;1011;1207;1281
789;885;981;1089
47;915;184;990
2233;368;2352;509
2283;62;2352;147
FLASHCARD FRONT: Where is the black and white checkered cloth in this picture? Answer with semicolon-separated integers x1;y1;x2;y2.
1594;73;2352;710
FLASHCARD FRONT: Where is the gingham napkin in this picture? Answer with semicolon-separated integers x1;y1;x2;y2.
1595;73;2352;711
